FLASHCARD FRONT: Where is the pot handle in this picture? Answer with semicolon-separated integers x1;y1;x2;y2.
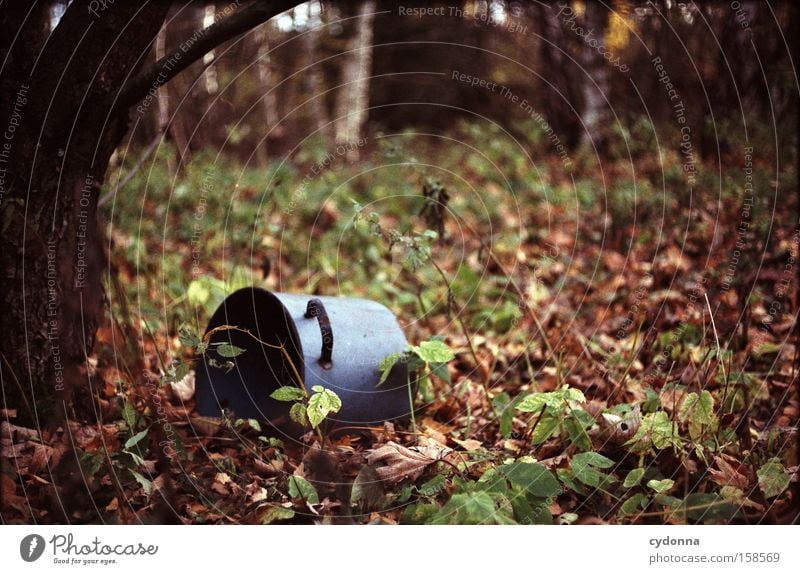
304;298;333;369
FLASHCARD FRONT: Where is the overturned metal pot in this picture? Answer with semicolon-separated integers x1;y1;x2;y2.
195;287;410;432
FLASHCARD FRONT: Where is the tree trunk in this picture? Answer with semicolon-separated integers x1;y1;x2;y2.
254;23;279;165
536;3;581;148
334;0;375;162
1;0;303;426
303;1;330;141
155;22;177;174
0;2;170;423
578;1;611;151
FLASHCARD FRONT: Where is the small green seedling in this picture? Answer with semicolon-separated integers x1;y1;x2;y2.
270;384;342;442
379;338;455;439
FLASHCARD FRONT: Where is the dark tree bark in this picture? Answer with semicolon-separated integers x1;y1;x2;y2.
1;1;171;423
536;3;581;149
0;0;301;424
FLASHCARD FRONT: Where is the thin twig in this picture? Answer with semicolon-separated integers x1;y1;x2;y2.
202;324;324;444
705;293;729;404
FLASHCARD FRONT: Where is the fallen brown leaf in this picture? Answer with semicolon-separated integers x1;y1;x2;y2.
366;441;452;484
709;455;750;490
452;438;483;451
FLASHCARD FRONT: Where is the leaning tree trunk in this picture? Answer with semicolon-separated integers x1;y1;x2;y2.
1;0;302;426
0;2;170;424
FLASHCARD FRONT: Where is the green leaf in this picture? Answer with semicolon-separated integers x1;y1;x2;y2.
413;340;455;364
619;493;647;515
571;452;616;488
564;386;587;403
124;428;149;450
515;393;552;414
556;468;585;494
647;478;675;494
757;458;790;499
288;475;319;504
258;504;295;524
429;361;451;384
216;343;245;358
672;493;738;521
178;324;201;348
497;462;561;498
508;488;552;524
247;419;262;432
623;467;645;488
417;475;447;498
377;351;403;386
516;386;586;415
307;387;342;428
531;415;560;445
129;470;154;495
78;451;104;478
679;390;716;441
403;502;439;525
754;342;781;357
270;386;306;402
627;411;681;452
289;403;307;426
492;393;518;438
431;491;515;525
574;452;615;468
564;414;592;451
121;402;137;429
163;362;190;386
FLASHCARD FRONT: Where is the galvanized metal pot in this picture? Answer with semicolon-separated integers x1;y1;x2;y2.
195;287;410;432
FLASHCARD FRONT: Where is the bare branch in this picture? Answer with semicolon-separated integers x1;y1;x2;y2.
118;0;301;109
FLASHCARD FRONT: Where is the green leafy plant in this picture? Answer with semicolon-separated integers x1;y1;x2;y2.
757;458;790;500
270;384;342;442
515;385;595;449
379;338;455;438
626;410;682;454
404;461;562;525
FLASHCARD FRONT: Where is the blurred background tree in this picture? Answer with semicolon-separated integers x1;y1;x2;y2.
121;1;794;166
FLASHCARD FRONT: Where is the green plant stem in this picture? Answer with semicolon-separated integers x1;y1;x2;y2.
203;324;304;390
522;404;548;446
704;293;728;386
407;372;418;442
617;320;645;393
428;258;497;416
142;318;169;376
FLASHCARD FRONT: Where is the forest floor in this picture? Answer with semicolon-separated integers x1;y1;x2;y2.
2;124;798;524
